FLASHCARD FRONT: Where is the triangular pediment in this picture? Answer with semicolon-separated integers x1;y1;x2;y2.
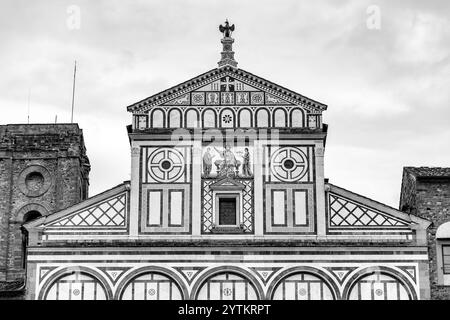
127;66;327;113
209;177;245;191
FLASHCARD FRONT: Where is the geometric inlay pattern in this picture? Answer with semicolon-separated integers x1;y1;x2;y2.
250;267;281;285
39;266;58;283
202;180;214;233
97;267;131;285
173;267;207;285
397;266;417;284
270;147;309;182
324;267;358;285
202;179;253;233
329;194;409;228
147;147;185;183
242;180;253;232
52;193;126;227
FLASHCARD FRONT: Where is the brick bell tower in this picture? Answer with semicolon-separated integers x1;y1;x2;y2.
0;124;90;298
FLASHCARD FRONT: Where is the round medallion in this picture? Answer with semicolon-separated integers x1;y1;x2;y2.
223;114;232;124
252;93;263;103
270;147;308;182
18;165;52;197
148;148;185;183
193;94;204;104
298;288;307;296
223;288;233;297
72;289;80;296
375;289;383;296
282;159;295;170
148;289;156;296
160;160;172;171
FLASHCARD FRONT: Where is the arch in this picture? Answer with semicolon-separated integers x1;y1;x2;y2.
437;222;450;239
185;108;200;128
21;208;43;268
150;108;165;128
38;266;113;300
342;266;417;300
16;203;49;222
115;266;188;300
219;108;236;128
202;108;217;128
290;108;305;127
191;266;264;300
267;266;339;300
23;211;42;223
168;108;182;128
238;108;253;127
272;108;287;127
255;108;270;127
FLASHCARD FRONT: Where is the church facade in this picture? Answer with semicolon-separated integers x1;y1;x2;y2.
19;22;434;300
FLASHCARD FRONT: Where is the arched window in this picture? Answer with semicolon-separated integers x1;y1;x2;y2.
437;222;450;285
22;210;42;268
185;109;199;128
238;109;252;127
273;108;287;127
120;272;183;300
272;273;334;300
203;109;217;128
291;108;304;127
196;272;258;300
256;109;270;127
168;109;182;128
44;272;107;300
348;272;411;300
220;109;235;128
151;109;165;128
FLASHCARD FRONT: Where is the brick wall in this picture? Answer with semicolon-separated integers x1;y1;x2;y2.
400;168;450;300
0;124;90;297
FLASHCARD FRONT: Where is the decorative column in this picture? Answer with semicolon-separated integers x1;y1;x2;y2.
129;145;141;237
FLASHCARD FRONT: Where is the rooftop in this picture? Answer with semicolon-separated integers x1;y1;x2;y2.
404;167;450;178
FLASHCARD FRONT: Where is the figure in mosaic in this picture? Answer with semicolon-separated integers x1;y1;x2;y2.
241;148;252;176
214;144;240;177
202;147;213;177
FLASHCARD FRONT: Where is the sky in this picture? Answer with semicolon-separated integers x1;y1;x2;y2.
0;0;449;208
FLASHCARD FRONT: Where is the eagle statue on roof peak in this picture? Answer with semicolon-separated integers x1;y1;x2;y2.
219;19;235;38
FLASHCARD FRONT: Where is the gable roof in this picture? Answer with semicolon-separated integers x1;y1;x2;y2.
126;66;328;113
24;182;130;230
326;183;430;228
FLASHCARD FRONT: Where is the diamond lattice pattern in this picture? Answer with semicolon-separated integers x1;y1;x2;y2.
202;180;253;233
53;193;126;227
329;194;408;227
202;181;214;232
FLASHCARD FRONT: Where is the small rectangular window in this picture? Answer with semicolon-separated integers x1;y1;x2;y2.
219;197;237;225
443;245;450;274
